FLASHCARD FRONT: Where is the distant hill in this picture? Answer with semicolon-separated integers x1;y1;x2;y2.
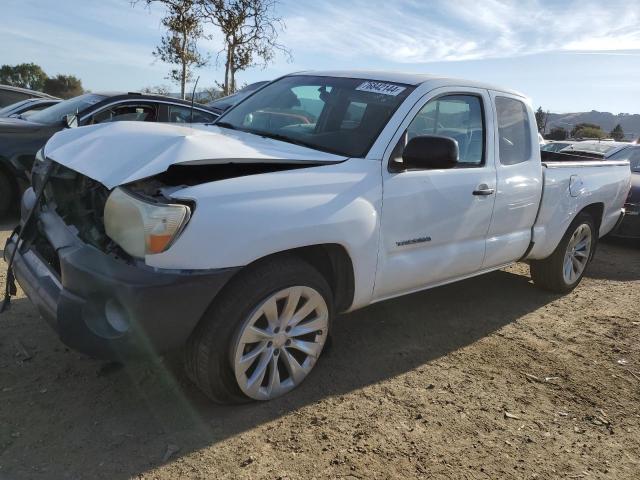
546;111;640;140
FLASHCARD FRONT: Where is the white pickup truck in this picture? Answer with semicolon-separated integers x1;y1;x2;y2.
4;71;631;403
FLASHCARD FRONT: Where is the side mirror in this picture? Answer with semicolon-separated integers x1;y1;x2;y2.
64;113;79;129
400;135;459;170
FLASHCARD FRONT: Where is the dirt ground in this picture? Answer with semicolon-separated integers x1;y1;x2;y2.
0;220;638;480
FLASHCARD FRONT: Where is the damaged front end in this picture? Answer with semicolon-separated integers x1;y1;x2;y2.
31;155;318;263
4;153;330;358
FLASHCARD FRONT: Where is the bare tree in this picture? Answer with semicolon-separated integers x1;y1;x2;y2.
134;0;208;99
200;0;290;95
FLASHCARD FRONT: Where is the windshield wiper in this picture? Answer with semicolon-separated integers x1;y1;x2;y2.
252;131;317;150
214;121;237;130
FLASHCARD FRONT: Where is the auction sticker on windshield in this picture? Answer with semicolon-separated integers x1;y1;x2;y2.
356;81;406;96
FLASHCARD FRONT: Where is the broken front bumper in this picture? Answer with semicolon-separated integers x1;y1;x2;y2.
4;193;239;360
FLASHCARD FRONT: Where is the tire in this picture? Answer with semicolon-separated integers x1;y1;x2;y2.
530;212;596;293
185;255;334;404
0;168;16;219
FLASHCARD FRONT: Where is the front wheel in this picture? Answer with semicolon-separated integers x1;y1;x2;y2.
530;212;596;293
185;256;333;403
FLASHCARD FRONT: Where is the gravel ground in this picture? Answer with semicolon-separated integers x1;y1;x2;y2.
0;221;638;480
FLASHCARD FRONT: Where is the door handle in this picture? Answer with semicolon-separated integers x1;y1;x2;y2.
473;185;495;196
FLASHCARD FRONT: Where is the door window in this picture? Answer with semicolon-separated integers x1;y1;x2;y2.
406;95;485;166
89;104;157;124
495;97;532;165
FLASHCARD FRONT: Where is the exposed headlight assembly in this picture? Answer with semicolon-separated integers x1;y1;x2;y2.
104;187;191;258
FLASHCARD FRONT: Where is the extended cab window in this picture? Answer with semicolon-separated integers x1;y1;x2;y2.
496;97;532;165
407;95;485;166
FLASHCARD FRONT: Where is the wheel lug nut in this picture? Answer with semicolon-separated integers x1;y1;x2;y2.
285;339;291;346
274;349;280;356
274;327;280;333
285;326;291;333
267;341;272;348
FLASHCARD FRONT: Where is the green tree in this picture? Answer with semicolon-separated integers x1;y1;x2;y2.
534;107;547;133
547;127;568;141
200;0;290;95
43;75;84;99
0;63;48;91
136;0;208;99
610;124;625;141
571;123;606;139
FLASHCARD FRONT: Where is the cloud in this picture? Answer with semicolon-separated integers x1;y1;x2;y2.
280;0;640;63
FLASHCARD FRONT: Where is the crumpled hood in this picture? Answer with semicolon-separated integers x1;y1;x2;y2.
44;121;347;189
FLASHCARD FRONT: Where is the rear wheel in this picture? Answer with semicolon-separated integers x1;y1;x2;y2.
530;212;596;293
185;256;333;403
0;168;15;219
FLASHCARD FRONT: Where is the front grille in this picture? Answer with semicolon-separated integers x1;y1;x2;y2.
32;233;61;277
41;162;112;251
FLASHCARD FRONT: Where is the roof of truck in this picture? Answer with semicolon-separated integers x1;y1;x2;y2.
294;70;526;98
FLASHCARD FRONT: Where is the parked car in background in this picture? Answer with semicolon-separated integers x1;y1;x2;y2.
0;84;57;108
0;92;219;216
207;81;270;115
560;140;629;159
0;98;60;119
5;71;630;403
606;144;640;238
541;140;574;152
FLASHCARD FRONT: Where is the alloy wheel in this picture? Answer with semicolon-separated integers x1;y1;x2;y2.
563;223;592;285
232;286;329;400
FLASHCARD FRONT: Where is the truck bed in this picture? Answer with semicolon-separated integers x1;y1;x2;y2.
526;155;631;260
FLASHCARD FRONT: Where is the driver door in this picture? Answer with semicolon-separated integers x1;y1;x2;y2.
373;87;497;300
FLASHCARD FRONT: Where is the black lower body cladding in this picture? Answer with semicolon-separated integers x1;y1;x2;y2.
4;201;239;360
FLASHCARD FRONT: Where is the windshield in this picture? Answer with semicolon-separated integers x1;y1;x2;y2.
217;75;415;157
209;81;269;110
608;146;640;172
28;93;106;124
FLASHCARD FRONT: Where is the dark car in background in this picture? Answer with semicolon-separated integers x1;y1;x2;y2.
606;145;640;238
207;81;270;115
541;141;574;152
0;98;60;119
559;140;628;159
0;84;57;108
0;92;219;216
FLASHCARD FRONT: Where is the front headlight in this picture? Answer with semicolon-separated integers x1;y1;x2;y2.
104;187;191;258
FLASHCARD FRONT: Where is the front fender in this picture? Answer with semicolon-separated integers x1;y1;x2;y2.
146;158;382;309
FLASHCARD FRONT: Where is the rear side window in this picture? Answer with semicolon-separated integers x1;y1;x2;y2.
496;97;532;165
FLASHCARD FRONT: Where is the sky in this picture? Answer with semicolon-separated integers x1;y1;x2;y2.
2;0;639;114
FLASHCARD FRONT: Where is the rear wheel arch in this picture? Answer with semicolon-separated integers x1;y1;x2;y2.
580;202;604;237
